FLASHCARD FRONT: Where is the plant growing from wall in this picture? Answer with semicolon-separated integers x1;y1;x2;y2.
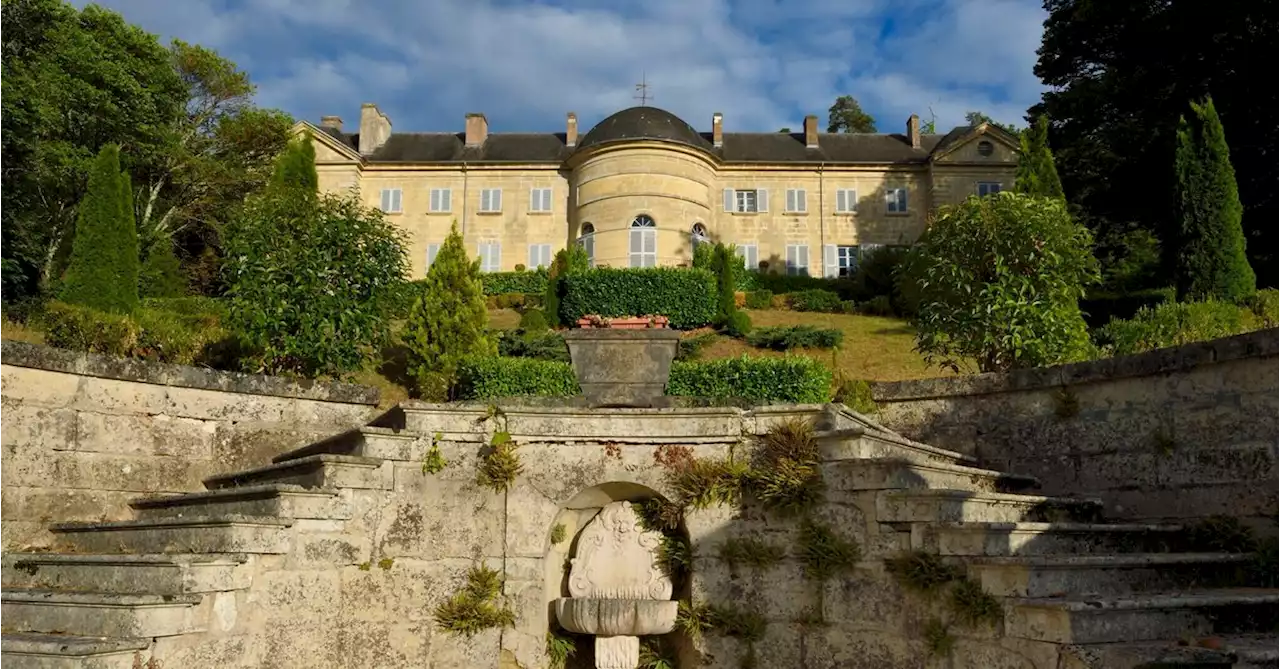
433;564;516;636
421;432;447;474
549;523;567;546
676;600;715;642
477;430;521;492
885;551;963;594
638;638;677;669
546;631;576;669
1052;386;1080;419
796;518;859;581
948;578;1004;627
924;618;956;658
743;419;825;516
719;536;786;571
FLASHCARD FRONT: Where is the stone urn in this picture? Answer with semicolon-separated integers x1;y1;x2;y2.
562;328;680;408
554;501;678;669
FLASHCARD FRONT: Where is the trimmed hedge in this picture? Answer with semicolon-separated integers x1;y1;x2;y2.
744;290;774;310
496;330;569;362
746;325;843;350
666;355;832;403
789;289;843;313
558;267;717;330
482;268;549;296
736;271;856;296
1097;291;1277;356
455;356;579;399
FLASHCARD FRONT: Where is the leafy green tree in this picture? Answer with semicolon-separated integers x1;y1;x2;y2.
827;96;877;133
904;193;1099;372
402;222;495;398
139;238;186;298
58;145;139;314
964;111;1021;135
1014;116;1065;199
269;133;319;193
543;245;589;328
1171;96;1255;302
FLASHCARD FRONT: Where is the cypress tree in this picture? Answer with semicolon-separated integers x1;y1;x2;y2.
710;243;738;325
543;245;589;328
1172;96;1255;302
402;221;494;398
270;133;319;193
139;238;187;298
59;144;140;313
1014;115;1065;199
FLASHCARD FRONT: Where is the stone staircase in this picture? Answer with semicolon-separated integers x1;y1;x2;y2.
1;403;1275;668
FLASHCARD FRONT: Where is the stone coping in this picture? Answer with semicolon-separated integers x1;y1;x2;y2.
870;328;1279;402
0;340;380;406
400;399;836;415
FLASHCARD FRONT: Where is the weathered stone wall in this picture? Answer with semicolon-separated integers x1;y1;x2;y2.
869;329;1280;532
0;341;380;551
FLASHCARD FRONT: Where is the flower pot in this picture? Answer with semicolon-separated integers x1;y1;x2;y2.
576;316;670;329
562;328;681;407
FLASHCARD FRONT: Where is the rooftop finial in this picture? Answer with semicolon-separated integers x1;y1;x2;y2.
634;72;652;106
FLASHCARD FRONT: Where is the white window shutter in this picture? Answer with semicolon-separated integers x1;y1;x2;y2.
528;245;537;268
723;188;735;212
836;190;848;213
785;190;795;212
824;245;838;278
442;189;451;211
380;189;390;212
529;188;538;211
493;242;501;271
796;189;806;213
494;189;503;212
800;245;810;274
756;188;768;212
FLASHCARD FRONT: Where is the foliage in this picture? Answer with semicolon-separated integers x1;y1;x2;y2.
58;145;140;314
965;111;1022;135
745;325;843;350
454;356;579;400
638;638;677;669
664;457;748;511
1097;297;1270;356
483;267;548;296
224;180;407;378
421;433;447;475
1242;288;1279;328
1184;516;1258;553
789;289;843;313
744;290;774;310
833;378;878;415
269;134;318;192
543;246;589;328
401;222;493;395
496;330;569;362
708;243;740;326
1094;226;1165;294
744;419;825;516
856;296;894;316
549;523;567;546
1015;115;1065;199
1171;96;1255;303
797;518;859;580
42;298;230;366
905;193;1099;372
558;267;717;330
719;536;786;570
517;308;548;332
432;564;516;636
849;246;912;314
885;551;963;594
634;497;685;533
139;238;186;299
723;309;753;338
477;432;522;492
949;578;1004;627
666;355;833;404
1079;287;1174;329
656;535;693;581
828;95;877;133
737;271;856;297
676;600;715;642
676;332;718;361
692;242;715;271
546;632;576;669
924;619;955;658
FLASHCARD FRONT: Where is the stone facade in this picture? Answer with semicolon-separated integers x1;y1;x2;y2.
303;105;1019;278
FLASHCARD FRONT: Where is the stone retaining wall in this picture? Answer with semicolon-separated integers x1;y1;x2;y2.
0;341;381;550
869;329;1280;532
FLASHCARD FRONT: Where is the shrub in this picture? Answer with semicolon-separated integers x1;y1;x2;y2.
745;325;843;350
744;290;774;310
482;268;548;296
496;330;569;362
676;332;718;361
789;289;842;313
42;300;229;366
723;309;753;338
692;243;715;270
544;246;589;328
59;144;140;314
1242;288;1279;328
905;193;1099;372
850;246;910;311
1079;287;1175;329
737;271;856;297
833;378;877;414
708;243;739;326
1098;299;1259;356
517;308;548;331
455;356;579;400
270;134;318;192
667;355;832;403
559;268;717;330
856;296;894;316
432;564;516;636
1014;115;1065;199
139;238;186;299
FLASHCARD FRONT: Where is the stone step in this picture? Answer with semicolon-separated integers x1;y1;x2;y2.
2;553;250;596
1061;634;1279;669
824;457;1039;494
130;484;351;520
50;515;293;554
202;454;390;491
1227;634;1280;669
1;589;205;638
917;522;1187;556
272;426;423;463
817;428;976;467
1006;588;1280;645
956;552;1253;598
878;490;1104;524
0;633;150;669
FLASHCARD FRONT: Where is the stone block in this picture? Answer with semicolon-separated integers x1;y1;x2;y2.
151;633;257;669
0;402;77;450
803;626;919;669
0;365;82;408
427;627;500;668
75;376;169;415
373;485;504;559
75;411;215;458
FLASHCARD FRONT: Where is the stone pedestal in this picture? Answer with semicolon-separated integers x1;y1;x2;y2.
563;329;681;408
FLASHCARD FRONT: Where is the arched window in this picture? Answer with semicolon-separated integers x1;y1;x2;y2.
691;222;709;249
630;215;656;268
577;223;596;267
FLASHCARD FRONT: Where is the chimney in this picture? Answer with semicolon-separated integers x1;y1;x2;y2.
712;113;723;148
320;116;343;132
907;114;921;149
358;103;392;155
465;113;489;147
566;112;578;148
804;115;819;149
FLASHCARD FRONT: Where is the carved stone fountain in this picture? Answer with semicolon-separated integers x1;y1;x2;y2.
553;501;678;669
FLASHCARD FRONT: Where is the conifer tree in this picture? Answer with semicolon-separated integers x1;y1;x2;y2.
269;133;319;193
709;243;738;325
402;222;495;398
59;144;139;313
1172;96;1255;302
1014;115;1065;199
543;244;589;328
139;238;187;298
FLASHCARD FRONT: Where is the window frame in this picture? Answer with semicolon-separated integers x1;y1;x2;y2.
629;215;657;268
885;187;908;214
528;243;552;269
380;188;403;214
479;188;503;213
785;188;807;213
478;242;502;273
785;244;810;277
835;188;858;214
836;245;859;277
529;187;553;213
428;188;451;213
735;244;759;271
977;182;1002;197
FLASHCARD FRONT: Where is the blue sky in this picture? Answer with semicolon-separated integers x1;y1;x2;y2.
77;0;1048;136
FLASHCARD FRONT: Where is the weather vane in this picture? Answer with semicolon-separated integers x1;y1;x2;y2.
634;72;652;106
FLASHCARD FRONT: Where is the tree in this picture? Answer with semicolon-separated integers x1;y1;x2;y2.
1014;116;1065;199
58;145;140;313
1171;96;1255;303
402;222;495;398
964;111;1021;135
904;193;1099;373
139;238;186;298
269;133;319;193
827;96;877;133
778;127;792;133
543;245;589;328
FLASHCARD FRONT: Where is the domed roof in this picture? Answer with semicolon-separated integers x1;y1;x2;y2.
576;107;712;153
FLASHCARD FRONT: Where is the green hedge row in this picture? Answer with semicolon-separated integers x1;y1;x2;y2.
42;299;237;366
736;271;857;297
482;268;549;296
558;268;717;330
745;325;844;350
455;356;579;399
1080;287;1175;329
1097;290;1279;356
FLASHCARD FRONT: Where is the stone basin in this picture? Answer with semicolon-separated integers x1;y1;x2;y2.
553;597;678;637
562;329;681;408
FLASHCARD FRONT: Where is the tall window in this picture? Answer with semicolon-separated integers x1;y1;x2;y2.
977;182;1002;197
630;215;657;268
886;188;908;214
428;188;451;213
479;188;502;213
723;188;768;213
736;244;759;271
835;188;858;213
478;242;501;272
425;243;440;274
691;223;709;252
528;244;552;269
380;188;403;213
529;188;552;213
577;223;595;267
785;189;807;213
786;244;809;277
836;246;858;277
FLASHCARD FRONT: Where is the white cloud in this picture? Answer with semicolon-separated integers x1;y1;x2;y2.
74;0;1047;134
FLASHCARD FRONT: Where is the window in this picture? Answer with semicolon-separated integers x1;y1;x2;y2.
428;188;451;213
835;189;858;213
735;244;759;272
528;243;552;269
786;244;809;277
629;215;657;268
723;188;768;213
425;243;440;274
578;223;596;267
886;188;908;214
479;188;502;213
380;188;402;213
836;246;859;277
977;182;1002;197
478;242;501;273
785;189;807;213
691;222;709;251
977;140;994;157
529;188;552;213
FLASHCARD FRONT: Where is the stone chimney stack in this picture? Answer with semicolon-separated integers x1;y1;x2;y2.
320;116;343;132
712;113;723;148
358;104;392;155
907;114;921;149
566;112;578;148
804;115;819;149
465;113;489;147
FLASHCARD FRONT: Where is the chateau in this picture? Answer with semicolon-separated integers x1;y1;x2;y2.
300;104;1019;278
